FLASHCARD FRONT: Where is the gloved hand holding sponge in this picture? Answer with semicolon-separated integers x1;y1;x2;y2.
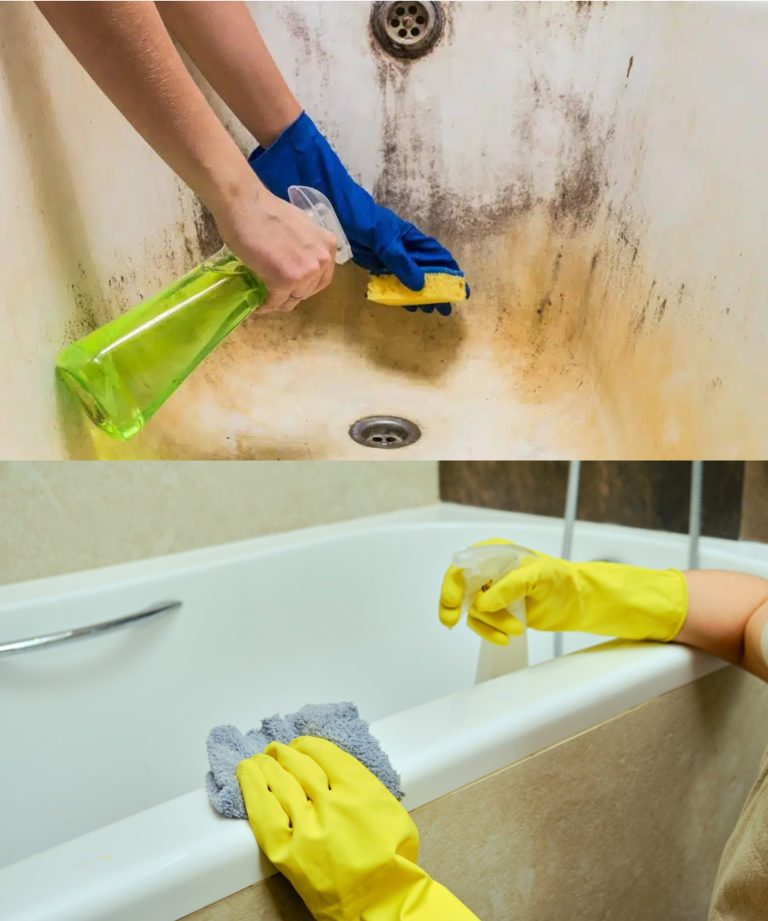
439;538;688;646
249;112;468;316
237;736;479;921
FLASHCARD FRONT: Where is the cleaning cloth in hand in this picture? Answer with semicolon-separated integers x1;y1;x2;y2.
206;701;402;818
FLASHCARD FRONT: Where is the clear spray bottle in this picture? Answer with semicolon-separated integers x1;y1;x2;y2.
451;542;530;682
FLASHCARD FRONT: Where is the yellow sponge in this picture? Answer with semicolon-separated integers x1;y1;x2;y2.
366;273;467;307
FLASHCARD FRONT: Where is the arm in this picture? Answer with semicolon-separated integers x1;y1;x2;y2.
440;543;768;683
156;1;467;316
156;0;299;145
36;1;335;312
679;570;768;680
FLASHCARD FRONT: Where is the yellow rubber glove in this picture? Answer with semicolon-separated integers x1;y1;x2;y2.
439;539;688;646
236;736;479;921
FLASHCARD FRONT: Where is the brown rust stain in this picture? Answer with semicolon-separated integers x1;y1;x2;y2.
465;198;755;457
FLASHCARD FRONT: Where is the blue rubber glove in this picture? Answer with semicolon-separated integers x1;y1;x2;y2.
249;113;466;317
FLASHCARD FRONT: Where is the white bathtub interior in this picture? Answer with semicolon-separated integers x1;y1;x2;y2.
2;503;767;921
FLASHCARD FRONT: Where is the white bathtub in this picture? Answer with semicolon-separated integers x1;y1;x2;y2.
2;504;767;921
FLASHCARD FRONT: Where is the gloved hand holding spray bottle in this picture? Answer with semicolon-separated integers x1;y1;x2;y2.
442;539;688;647
450;540;531;681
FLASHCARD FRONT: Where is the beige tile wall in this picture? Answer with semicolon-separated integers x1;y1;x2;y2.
0;461;438;584
186;666;768;921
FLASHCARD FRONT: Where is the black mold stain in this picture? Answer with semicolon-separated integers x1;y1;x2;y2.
63;261;113;343
564;248;601;346
192;201;223;260
371;50;535;244
630;279;656;335
537;252;563;321
63;285;99;341
280;3;332;90
626;56;634;79
370;11;615;248
549;98;606;232
618;227;640;266
655;298;668;324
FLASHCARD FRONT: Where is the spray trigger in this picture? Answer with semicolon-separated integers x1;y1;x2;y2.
451;543;529;626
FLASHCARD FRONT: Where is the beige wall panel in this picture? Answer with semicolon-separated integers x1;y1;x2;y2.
0;460;438;584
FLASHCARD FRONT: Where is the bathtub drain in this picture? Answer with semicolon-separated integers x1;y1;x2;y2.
371;1;444;59
349;416;421;449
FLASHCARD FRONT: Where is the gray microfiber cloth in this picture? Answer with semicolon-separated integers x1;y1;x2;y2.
206;701;403;818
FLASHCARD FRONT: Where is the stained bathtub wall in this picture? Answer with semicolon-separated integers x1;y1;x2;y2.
1;2;767;459
0;460;438;584
185;667;768;921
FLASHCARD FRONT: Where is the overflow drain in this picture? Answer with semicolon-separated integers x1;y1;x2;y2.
349;415;421;449
371;1;444;59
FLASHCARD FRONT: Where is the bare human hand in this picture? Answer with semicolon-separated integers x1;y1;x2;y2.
211;183;337;313
36;2;336;315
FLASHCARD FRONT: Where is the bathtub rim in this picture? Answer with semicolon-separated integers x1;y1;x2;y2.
0;641;728;921
2;501;767;608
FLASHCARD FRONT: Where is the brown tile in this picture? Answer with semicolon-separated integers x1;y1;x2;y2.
740;462;768;541
440;462;746;539
440;462;570;518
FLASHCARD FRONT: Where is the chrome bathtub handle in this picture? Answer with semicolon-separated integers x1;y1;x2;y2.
0;600;181;657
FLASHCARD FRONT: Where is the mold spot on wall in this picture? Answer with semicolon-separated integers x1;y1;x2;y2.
549;98;607;233
277;3;332;96
63;287;99;341
192;201;223;260
626;55;634;79
630;279;656;335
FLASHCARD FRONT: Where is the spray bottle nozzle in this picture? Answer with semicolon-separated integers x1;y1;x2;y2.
288;186;353;265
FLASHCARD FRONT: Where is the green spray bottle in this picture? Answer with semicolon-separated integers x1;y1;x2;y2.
56;187;352;441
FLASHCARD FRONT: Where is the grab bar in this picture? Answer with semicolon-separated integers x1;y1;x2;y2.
0;600;181;657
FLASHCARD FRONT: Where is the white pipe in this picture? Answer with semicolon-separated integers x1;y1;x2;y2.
688;462;704;570
556;461;582;657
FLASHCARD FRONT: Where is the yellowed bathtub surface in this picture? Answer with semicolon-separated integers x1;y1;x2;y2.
1;1;766;459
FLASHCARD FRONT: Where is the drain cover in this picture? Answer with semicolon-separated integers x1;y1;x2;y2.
349;415;421;449
371;1;444;59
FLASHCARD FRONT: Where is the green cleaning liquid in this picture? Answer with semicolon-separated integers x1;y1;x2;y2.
56;248;268;441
